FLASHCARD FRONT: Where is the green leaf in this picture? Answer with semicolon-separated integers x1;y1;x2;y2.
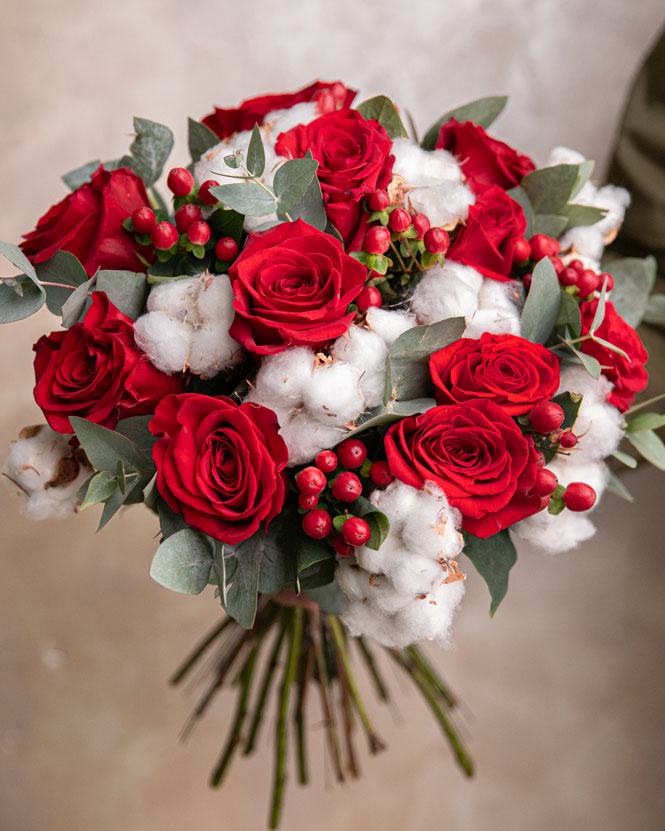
589;278;608;334
625;429;665;471
356;95;408;139
115;415;158;456
246;124;266;177
625;412;665;433
187;117;219;163
462;529;517;616
273;158;319;213
256;511;297;594
36;251;89;315
342;398;437;440
62;160;101;190
94;270;148;320
590;335;629;359
556;291;582;339
120;117;174;187
332;515;348;533
605;257;655;328
521;165;579;214
306;581;347;615
297;537;333;577
612;449;637;468
208;208;245;242
0;276;45;322
421;96;508;150
97;473;149;529
365;511;390;550
643;293;665;329
70;417;150;472
532;213;568;238
571;160;595;198
298;557;336;591
520;258;560;343
506;186;534;238
384;318;466;403
157;499;189;540
558;204;606;229
562;344;602;379
222;535;266;628
0;240;43;290
606;471;634;502
278;166;327;230
80;470;118;508
552;391;583;431
211;181;277;216
61;278;94;327
150;528;214;594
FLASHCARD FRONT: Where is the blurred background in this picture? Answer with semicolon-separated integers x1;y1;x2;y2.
1;1;665;829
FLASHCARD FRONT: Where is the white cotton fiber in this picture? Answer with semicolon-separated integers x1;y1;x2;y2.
512;509;597;554
278;413;341;467
547;146;587;167
391;139;462;187
252;346;315;405
133;312;192;375
411;261;482;325
591;185;631;235
559;225;604;264
2;426;92;520
341;600;406;648
406;181;475;228
265;102;319;137
401;487;464;560
243;389;294;429
303;362;364;427
146;278;199;320
332;327;387;408
370;479;420;534
336;562;371;602
365;307;416;345
547;458;609;500
188;325;243;377
195;274;235;324
398;581;466;647
388;553;446;597
463;307;522;339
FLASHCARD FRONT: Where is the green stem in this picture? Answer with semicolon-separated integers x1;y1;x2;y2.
243;615;288;755
550;333;593;351
356;637;390;702
210;641;260;786
389;240;410;274
294;643;313;785
390;650;473;777
170;616;233;685
329;616;386;754
269;607;304;829
335;647;360;778
625;390;665;415
406;645;457;708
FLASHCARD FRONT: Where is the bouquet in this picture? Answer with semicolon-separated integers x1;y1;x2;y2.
2;80;664;826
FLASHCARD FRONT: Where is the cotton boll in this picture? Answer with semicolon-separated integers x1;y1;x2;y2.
592;185;630;235
406;181;475;228
332;327;387;408
279;413;341;467
265;102;319;136
336;562;371;602
477;278;524;315
401;488;463;559
547;457;609;501
195;274;235;325
411;261;482;325
398;580;466;645
463;306;521;339
188;324;243;378
391;139;462;187
366;307;416;345
252;347;315;405
560;225;604;264
243;389;294;429
341;599;406;648
573;398;624;460
558;364;613;405
370;480;420;534
355;534;409;577
388;553;446;597
512;509;597;554
133;312;192;375
366;576;413;615
303;362;364;427
146;278;199;321
547;146;587;167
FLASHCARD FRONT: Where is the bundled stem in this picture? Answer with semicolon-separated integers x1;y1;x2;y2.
243;616;288;755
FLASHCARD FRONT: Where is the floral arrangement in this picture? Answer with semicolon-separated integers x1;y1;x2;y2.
2;80;664;827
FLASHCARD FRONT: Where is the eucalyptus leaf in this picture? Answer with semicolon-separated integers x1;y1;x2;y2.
246;124;266;177
521;165;579;214
556;291;582;339
612;449;637;468
211;182;277;216
94;270;148;320
520;258;560;344
80;470;118;509
625;429;665;471
590;335;629;360
571;159;595;198
62;160;102;190
558;204;606;229
115;415;158;456
0;277;45;322
462;529;516;616
531;213;568;238
0;240;43;291
187;117;220;163
606;471;634;502
61;278;94;327
605;257;655;328
643;294;665;329
221;535;266;628
625;412;665;433
120;117;174;187
589;278;608;334
150;528;214;594
273;158;319;213
341;398;437;439
306;581;347;615
36;251;88;315
278;171;327;230
70;417;150;473
356;95;408;139
506;186;534;238
97;473;149;529
421;95;508;150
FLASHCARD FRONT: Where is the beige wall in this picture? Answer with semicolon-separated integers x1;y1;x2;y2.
1;1;665;829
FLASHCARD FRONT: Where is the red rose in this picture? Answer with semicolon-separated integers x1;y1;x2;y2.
437;118;535;191
201;81;357;140
384;399;545;538
21;166;154;277
33;292;183;433
275;109;394;249
429;332;560;415
228;219;367;355
580;299;648;411
150;394;288;544
447;185;527;281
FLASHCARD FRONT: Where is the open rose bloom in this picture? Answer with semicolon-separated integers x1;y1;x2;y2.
2;83;662;826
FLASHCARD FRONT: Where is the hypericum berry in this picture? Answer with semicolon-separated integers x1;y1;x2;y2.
530;233;559;260
151;221;179;251
337;439;367;469
576;269;599;297
550;256;565;276
356;286;382;312
187;221;211;246
530;468;559;497
198;179;219;205
315;450;338;473
333;535;355;557
523;272;533;291
559;430;578;449
369;461;394;487
568;259;584;272
367;190;390;211
535;449;546;468
511;236;531;264
298;493;319;510
331;471;362;502
167;167;194;197
388;208;412;233
598;272;614;292
302;508;332;539
412;214;431;239
562;482;597;512
215;236;239;261
296;466;327;495
175;203;202;233
132;206;156;234
423;227;450;255
342;516;371;546
530;399;565;434
364;225;391;255
559;267;579;287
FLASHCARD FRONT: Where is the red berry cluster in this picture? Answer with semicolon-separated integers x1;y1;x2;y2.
297;439;394;557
